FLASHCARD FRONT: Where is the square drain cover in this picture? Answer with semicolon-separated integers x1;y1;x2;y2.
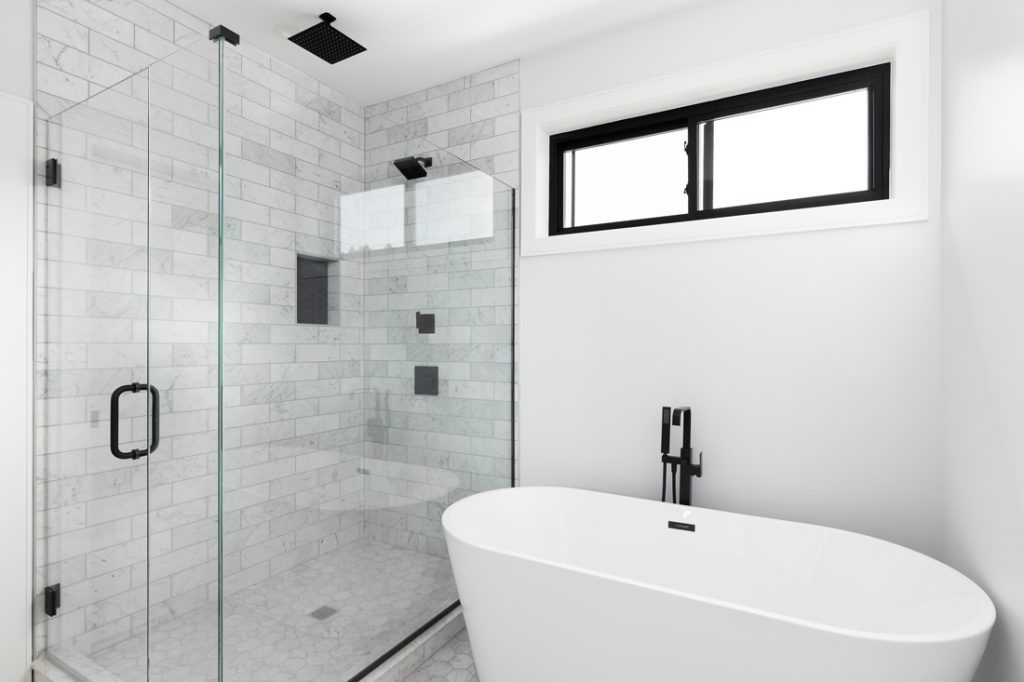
310;606;337;620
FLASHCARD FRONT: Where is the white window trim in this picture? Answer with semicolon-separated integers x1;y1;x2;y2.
520;12;931;257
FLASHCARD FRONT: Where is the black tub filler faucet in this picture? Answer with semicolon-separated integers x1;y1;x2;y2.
660;406;703;505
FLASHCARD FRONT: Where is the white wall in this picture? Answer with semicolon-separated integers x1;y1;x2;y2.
941;0;1024;679
0;0;32;101
519;0;945;554
0;1;34;679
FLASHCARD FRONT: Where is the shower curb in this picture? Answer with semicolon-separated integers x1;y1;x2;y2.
33;609;465;682
33;644;124;682
362;606;466;682
32;658;77;682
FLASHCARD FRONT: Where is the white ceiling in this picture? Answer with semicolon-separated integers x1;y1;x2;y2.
171;0;699;105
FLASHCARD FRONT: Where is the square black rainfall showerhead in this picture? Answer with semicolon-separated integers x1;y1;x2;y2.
288;13;366;64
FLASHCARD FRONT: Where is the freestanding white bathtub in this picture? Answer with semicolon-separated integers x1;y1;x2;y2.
443;487;994;682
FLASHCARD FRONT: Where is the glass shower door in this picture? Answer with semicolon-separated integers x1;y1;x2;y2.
37;69;156;681
36;36;224;681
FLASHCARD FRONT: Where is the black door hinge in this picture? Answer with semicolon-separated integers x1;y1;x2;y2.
44;584;61;617
45;158;61;187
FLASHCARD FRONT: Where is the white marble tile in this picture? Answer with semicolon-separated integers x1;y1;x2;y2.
401;629;477;682
38;7;90;51
83;539;457;680
39;0;135;45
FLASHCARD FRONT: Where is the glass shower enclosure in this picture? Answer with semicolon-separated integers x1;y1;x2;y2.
35;29;514;681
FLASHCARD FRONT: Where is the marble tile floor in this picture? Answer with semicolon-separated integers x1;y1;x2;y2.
84;539;458;681
401;629;477;682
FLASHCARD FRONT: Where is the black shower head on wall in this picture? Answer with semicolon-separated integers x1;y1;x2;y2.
288;13;366;64
394;156;433;180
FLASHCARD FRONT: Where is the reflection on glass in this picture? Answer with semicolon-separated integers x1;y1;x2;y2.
567;128;688;227
341;171;497;250
414;171;495;246
702;89;869;209
340;185;405;251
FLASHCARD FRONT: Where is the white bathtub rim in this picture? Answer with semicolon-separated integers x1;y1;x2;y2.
443;486;996;646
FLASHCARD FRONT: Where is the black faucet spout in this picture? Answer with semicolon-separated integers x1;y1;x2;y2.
671;407;691;452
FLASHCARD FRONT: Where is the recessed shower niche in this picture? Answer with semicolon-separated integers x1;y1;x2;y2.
297;254;339;325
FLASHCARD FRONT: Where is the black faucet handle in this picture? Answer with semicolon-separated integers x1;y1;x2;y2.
693;451;703;477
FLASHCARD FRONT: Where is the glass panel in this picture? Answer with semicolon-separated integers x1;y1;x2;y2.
141;38;222;682
412;169;497;245
219;36;514;679
220;40;375;680
35;35;224;682
36;71;152;679
360;148;515;673
700;89;869;209
565;128;688;227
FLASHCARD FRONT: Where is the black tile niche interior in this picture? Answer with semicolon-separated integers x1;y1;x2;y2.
297;255;331;325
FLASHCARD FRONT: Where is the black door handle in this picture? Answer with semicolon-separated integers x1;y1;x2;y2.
110;383;160;460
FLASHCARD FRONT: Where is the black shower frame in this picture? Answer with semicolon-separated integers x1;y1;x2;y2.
548;63;891;235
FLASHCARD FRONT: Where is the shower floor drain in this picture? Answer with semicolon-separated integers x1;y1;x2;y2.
310;606;338;620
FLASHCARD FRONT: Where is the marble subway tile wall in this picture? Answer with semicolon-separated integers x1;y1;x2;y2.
220;43;367;594
144;45;221;661
35;70;157;658
33;3;369;661
359;62;519;557
364;61;520;192
35;0;209;119
33;42;234;657
34;15;214;666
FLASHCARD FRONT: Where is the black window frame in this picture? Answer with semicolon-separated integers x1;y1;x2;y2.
548;63;891;236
